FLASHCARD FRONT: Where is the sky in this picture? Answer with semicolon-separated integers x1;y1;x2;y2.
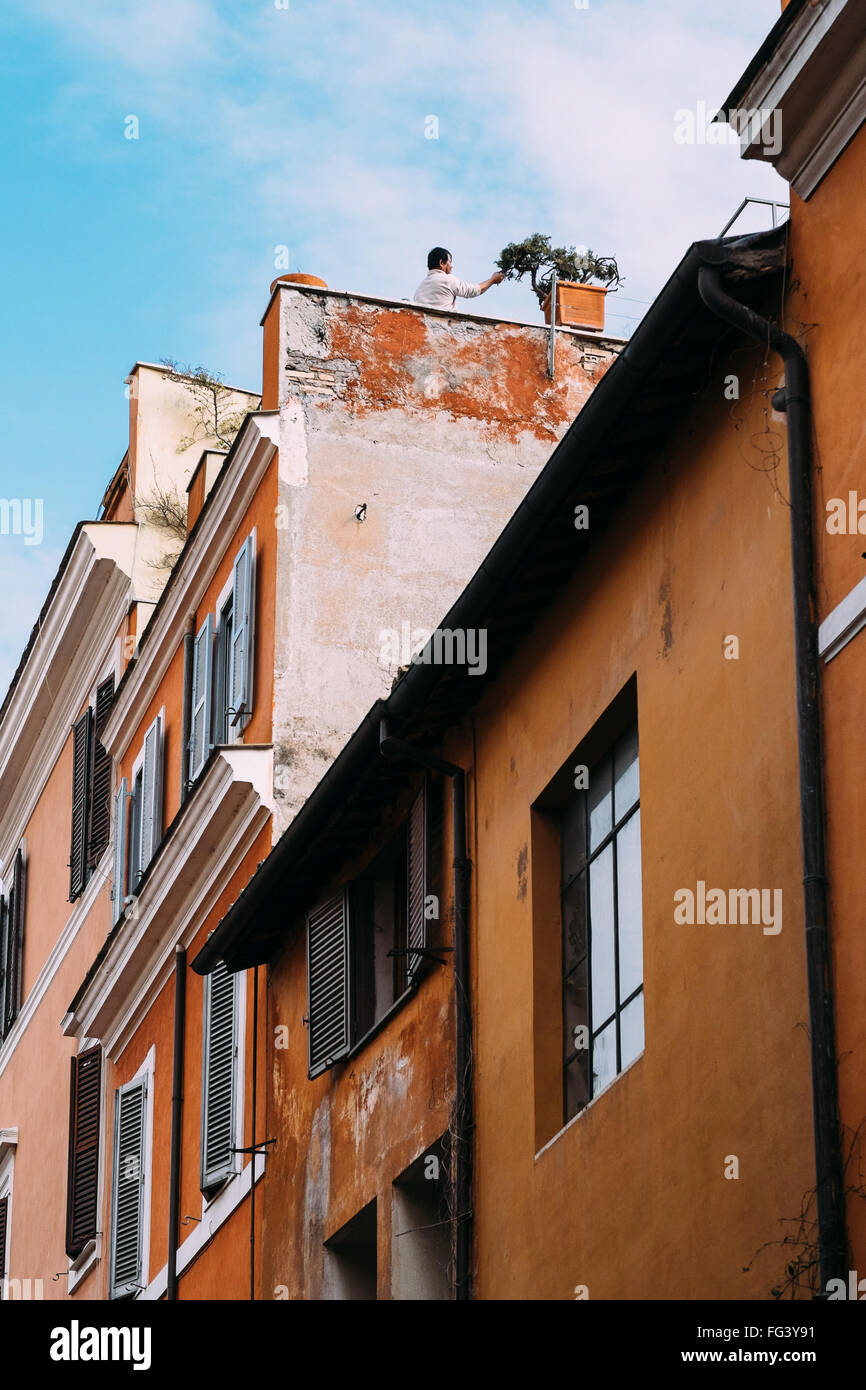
0;0;787;697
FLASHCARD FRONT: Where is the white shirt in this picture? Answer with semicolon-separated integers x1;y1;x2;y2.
413;269;481;309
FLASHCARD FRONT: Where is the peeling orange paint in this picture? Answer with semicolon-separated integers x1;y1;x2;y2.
325;303;616;445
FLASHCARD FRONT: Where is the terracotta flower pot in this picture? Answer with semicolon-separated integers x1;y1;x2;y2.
542;281;607;331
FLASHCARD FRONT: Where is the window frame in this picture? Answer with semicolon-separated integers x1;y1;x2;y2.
560;718;644;1125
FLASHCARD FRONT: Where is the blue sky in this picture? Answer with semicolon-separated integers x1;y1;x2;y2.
0;0;787;695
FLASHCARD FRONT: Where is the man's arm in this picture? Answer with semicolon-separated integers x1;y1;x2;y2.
453;271;505;299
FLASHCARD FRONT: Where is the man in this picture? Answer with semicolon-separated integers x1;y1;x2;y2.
414;247;504;309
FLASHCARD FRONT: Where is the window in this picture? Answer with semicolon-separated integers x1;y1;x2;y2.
212;593;234;746
109;1072;148;1299
228;531;255;732
0;847;26;1040
201;961;241;1195
305;780;436;1080
323;1199;377;1300
183;530;256;785
66;1046;102;1259
561;719;643;1123
188;614;215;782
69;675;115;901
391;1138;450;1300
112;711;164;919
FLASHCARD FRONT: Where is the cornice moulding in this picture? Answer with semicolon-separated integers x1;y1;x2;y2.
63;747;274;1057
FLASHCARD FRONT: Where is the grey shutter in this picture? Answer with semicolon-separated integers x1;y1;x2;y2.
111;779;128;925
229;532;255;727
3;850;25;1035
87;675;115;867
69;710;93;900
110;1076;147;1298
189;615;214;781
66;1046;102;1258
307;890;350;1079
406;783;429;986
139;716;163;873
201;962;238;1191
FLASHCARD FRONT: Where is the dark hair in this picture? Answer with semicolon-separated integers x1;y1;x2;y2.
427;246;450;270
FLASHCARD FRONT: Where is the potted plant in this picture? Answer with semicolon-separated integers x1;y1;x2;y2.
496;234;623;331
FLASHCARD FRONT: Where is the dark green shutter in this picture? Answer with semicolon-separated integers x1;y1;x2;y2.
2;850;25;1037
69;710;93;900
307;891;350;1079
66;1046;102;1258
87;676;115;867
0;1194;8;1285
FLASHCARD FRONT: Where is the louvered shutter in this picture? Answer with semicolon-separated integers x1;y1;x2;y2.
66;1046;102;1258
69;709;93;900
139;716;163;873
229;532;256;727
0;1194;8;1284
3;850;25;1036
201;962;238;1191
87;676;115;867
110;1076;146;1298
307;890;350;1079
111;779;128;926
406;783;429;986
189;615;214;781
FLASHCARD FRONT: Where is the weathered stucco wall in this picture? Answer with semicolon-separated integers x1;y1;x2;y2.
267;286;621;833
465;338;815;1299
262;783;454;1300
788;126;866;1272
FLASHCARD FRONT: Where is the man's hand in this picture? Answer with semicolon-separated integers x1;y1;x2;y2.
478;271;506;294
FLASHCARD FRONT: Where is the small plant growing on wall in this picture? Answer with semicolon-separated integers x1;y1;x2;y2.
159;358;259;451
496;234;623;308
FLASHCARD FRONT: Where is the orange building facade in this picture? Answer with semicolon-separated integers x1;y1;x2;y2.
0;281;614;1301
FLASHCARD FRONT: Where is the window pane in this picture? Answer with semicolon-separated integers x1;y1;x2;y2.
620;992;644;1071
613;724;639;821
589;842;615;1026
564;1053;590;1122
560;794;586;887
591;1021;616;1098
564;961;589;1060
562;877;587;975
616;809;643;1003
588;753;612;852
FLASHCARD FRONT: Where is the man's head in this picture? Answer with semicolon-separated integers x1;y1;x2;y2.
427;246;452;273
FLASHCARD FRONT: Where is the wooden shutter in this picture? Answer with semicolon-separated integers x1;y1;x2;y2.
406;783;429;986
111;779;128;926
307;890;350;1079
229;532;256;726
189;615;214;782
66;1046;102;1258
139;715;163;873
110;1076;146;1299
69;710;93;900
87;676;115;867
201;962;238;1191
0;1194;8;1284
0;895;7;1039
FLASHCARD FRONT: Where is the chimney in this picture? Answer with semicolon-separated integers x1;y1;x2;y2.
262;274;328;410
